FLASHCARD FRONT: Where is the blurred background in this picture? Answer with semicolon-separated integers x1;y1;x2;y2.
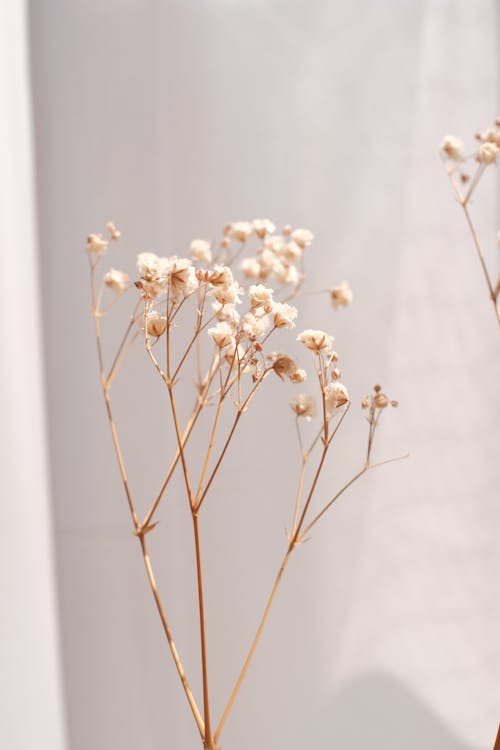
1;1;499;748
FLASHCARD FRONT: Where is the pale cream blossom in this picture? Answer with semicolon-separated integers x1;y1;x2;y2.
440;134;464;160
146;310;167;337
212;302;240;325
208;321;235;348
477;142;499;165
324;382;349;417
249;284;274;309
104;268;129;294
241;257;261;279
242;312;270;338
297;329;334;353
477;127;500;146
86;233;109;255
253;219;276;239
190;239;212;263
283;241;302;261
291;228;314;249
273;302;297;329
210;265;234;287
264;235;286;255
271;354;297;380
137;252;166;280
106;221;121;240
290;393;316;419
273;262;301;286
227;221;253;242
169;258;198;300
214;281;243;306
330;281;352;308
290;368;307;384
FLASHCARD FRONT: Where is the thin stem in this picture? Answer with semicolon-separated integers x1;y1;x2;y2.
90;261;139;530
192;514;213;746
461;201;500;326
141;353;220;529
301;452;409;537
214;545;293;744
139;534;205;740
89;262;202;740
195;369;270;512
106;298;142;386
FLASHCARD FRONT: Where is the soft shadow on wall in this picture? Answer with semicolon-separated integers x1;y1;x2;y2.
286;670;482;750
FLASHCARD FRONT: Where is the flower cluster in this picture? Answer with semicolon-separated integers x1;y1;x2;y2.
440;118;500;170
87;218;358;422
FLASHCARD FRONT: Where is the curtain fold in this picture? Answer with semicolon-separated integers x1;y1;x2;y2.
0;1;67;748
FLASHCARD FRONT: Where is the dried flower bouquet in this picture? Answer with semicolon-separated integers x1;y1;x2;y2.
86;219;404;749
441;118;500;328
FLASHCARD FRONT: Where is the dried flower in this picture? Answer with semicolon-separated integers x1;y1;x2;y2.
208;321;235;349
190;239;212;263
169;258;198;300
242;312;270;339
440;135;464;160
290;368;307;384
241;257;261;279
330;281;352;309
86;233;109;255
106;221;121;240
273;302;298;329
291;228;314;249
290;393;316;418
249;284;274;309
253;219;276;239
227;221;253;243
374;392;390;409
104;268;129;294
297;329;333;353
476;142;499;165
146;310;167;337
324;382;349;417
272;354;298;380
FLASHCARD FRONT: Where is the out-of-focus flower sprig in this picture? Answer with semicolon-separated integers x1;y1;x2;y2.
441;119;500;328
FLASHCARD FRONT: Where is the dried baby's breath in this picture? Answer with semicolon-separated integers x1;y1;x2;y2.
86;217;404;750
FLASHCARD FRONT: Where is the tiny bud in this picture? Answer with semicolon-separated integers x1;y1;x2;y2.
331;368;341;380
374;384;381;393
290;368;307;384
221;236;231;249
374;393;389;409
391;400;399;407
361;398;370;409
106;221;121;240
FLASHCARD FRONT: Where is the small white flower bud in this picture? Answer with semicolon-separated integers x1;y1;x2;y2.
330;281;352;308
297;329;334;353
86;233;109;255
440;135;464;160
290;393;316;418
190;239;212;263
477;142;499;165
104;268;129;294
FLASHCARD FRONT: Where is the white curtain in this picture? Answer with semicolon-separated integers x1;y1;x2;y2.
0;1;67;748
25;1;499;749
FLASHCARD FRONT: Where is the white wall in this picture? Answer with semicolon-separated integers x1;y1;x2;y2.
27;1;499;749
